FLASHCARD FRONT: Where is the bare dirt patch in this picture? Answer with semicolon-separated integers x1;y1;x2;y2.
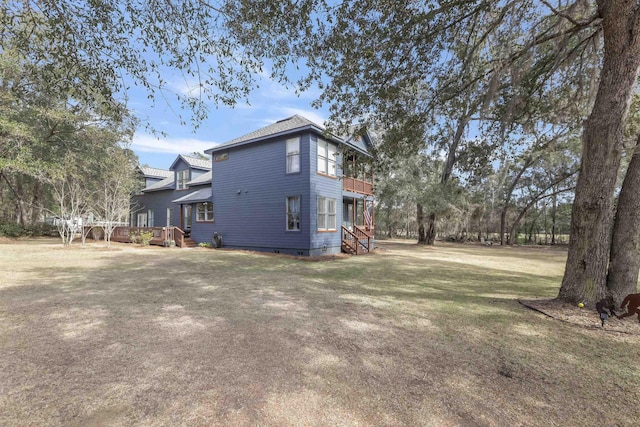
520;298;640;335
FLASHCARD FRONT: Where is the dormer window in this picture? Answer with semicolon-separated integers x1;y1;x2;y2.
177;170;190;190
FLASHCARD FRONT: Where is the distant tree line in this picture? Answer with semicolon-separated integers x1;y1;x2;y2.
0;44;137;245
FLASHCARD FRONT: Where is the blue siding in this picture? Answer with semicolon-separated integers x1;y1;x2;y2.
133;123;373;255
211;132;314;255
171;158;190;172
191;169;206;180
190;220;216;245
132;190;179;227
309;135;343;255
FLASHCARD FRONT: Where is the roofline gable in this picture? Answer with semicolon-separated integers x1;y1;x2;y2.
169;154;211;171
205;114;372;156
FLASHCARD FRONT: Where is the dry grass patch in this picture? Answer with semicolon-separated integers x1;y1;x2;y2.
0;238;638;426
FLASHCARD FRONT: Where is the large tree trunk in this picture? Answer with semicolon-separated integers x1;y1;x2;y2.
500;208;508;245
607;137;640;302
425;212;436;245
551;192;557;245
417;203;427;244
559;2;640;304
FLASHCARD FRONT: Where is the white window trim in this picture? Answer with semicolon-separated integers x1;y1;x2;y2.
317;139;337;177
317;197;337;231
286;137;300;174
177;170;190;190
286;196;301;231
196;202;214;222
137;213;147;228
166;208;173;227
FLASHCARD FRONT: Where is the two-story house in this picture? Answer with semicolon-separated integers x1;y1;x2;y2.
130;115;375;255
204;115;375;256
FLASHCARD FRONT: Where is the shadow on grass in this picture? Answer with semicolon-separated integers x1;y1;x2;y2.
1;242;638;426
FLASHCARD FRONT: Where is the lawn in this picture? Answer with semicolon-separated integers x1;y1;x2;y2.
0;238;638;426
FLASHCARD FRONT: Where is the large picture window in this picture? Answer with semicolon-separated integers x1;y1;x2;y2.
196;202;214;222
286;137;300;173
177;170;190;190
286;196;301;231
317;197;337;231
317;139;337;177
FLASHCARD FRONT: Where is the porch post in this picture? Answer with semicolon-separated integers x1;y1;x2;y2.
353;199;357;226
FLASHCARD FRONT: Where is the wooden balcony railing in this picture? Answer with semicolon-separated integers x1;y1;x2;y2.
342;176;374;196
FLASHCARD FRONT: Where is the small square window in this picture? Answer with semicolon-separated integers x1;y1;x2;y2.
214;152;228;162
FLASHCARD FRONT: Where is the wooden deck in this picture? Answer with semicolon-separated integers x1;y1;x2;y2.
110;226;187;248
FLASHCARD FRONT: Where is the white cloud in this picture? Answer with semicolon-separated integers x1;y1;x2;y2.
132;133;219;155
274;107;328;127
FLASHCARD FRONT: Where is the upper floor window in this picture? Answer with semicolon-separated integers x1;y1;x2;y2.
196;202;214;222
214;152;228;162
317;139;337;177
286;138;300;173
177;170;190;190
286;196;301;231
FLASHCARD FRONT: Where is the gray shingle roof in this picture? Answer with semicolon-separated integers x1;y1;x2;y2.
170;154;211;171
187;171;212;186
206;115;325;153
143;176;174;192
181;155;211;170
172;188;212;203
139;166;172;179
204;114;373;156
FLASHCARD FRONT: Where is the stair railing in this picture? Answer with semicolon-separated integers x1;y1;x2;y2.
342;226;371;255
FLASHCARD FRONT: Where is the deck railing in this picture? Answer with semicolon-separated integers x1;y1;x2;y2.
341;225;372;255
342;176;374;196
110;226;185;247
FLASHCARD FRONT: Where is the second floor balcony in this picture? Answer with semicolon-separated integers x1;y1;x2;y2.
342;176;374;196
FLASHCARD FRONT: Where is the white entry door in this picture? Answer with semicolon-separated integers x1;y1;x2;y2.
137;213;147;227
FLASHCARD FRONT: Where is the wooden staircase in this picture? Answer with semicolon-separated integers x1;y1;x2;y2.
182;237;198;248
341;225;373;255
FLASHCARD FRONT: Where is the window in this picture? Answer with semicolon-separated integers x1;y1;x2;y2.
177;170;190;190
166;208;173;226
286;196;301;231
137;213;147;227
196;202;214;222
214;152;228;162
147;209;154;227
286;137;300;173
317;197;337;231
183;205;192;229
317;139;337;177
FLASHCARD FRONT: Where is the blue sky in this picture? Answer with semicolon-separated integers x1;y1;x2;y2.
128;66;330;169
